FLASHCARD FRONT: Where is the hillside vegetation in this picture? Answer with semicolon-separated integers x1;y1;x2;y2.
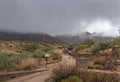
62;37;120;72
49;37;120;82
0;41;62;72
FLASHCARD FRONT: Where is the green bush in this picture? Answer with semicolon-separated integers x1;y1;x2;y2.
87;63;95;69
19;52;32;59
41;44;53;52
87;62;101;69
0;52;38;71
113;37;120;46
23;43;39;52
0;53;17;70
91;41;111;53
61;76;82;82
32;49;45;58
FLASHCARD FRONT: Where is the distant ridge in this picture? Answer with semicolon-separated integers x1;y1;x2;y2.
56;34;115;44
0;31;115;44
0;31;63;43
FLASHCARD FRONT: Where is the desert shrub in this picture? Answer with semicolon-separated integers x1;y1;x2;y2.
61;44;68;49
91;41;111;53
41;44;54;52
113;37;120;46
93;58;106;65
61;76;82;82
101;60;118;71
92;58;118;71
83;39;94;45
87;62;101;69
0;51;39;71
82;72;119;82
73;39;95;52
90;43;100;53
116;48;120;58
50;64;76;82
19;52;32;59
32;49;45;58
87;62;96;69
16;58;38;70
0;53;17;70
51;52;62;60
22;43;39;52
50;64;120;82
76;44;89;50
76;67;119;82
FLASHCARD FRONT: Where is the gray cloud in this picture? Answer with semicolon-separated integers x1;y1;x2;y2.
0;0;120;35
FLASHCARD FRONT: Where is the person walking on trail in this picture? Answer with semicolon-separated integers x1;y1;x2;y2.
67;45;73;59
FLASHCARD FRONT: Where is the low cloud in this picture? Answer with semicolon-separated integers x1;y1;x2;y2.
0;0;120;36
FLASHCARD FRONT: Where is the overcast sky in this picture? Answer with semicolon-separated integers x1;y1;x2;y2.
0;0;120;36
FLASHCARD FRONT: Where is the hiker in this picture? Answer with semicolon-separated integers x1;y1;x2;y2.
67;45;73;58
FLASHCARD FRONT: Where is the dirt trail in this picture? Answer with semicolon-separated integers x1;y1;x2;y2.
7;50;75;82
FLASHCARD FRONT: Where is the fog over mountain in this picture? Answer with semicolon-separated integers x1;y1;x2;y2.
0;31;114;44
0;0;120;36
55;32;115;44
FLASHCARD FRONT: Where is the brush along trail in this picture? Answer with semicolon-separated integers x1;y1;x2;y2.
6;49;75;82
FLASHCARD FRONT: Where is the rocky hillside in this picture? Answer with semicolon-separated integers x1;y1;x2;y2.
0;31;63;43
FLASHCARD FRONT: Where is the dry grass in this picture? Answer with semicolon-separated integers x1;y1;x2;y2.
0;41;62;72
50;64;76;82
39;58;61;66
15;58;38;70
50;64;120;82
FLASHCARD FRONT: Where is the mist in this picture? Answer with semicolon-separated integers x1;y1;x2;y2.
0;0;120;36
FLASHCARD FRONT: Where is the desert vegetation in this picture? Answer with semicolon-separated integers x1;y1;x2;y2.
49;64;120;82
62;37;120;71
0;41;62;72
46;37;120;82
1;36;120;82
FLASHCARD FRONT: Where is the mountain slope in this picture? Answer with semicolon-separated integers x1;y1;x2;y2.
0;31;63;43
56;35;115;44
